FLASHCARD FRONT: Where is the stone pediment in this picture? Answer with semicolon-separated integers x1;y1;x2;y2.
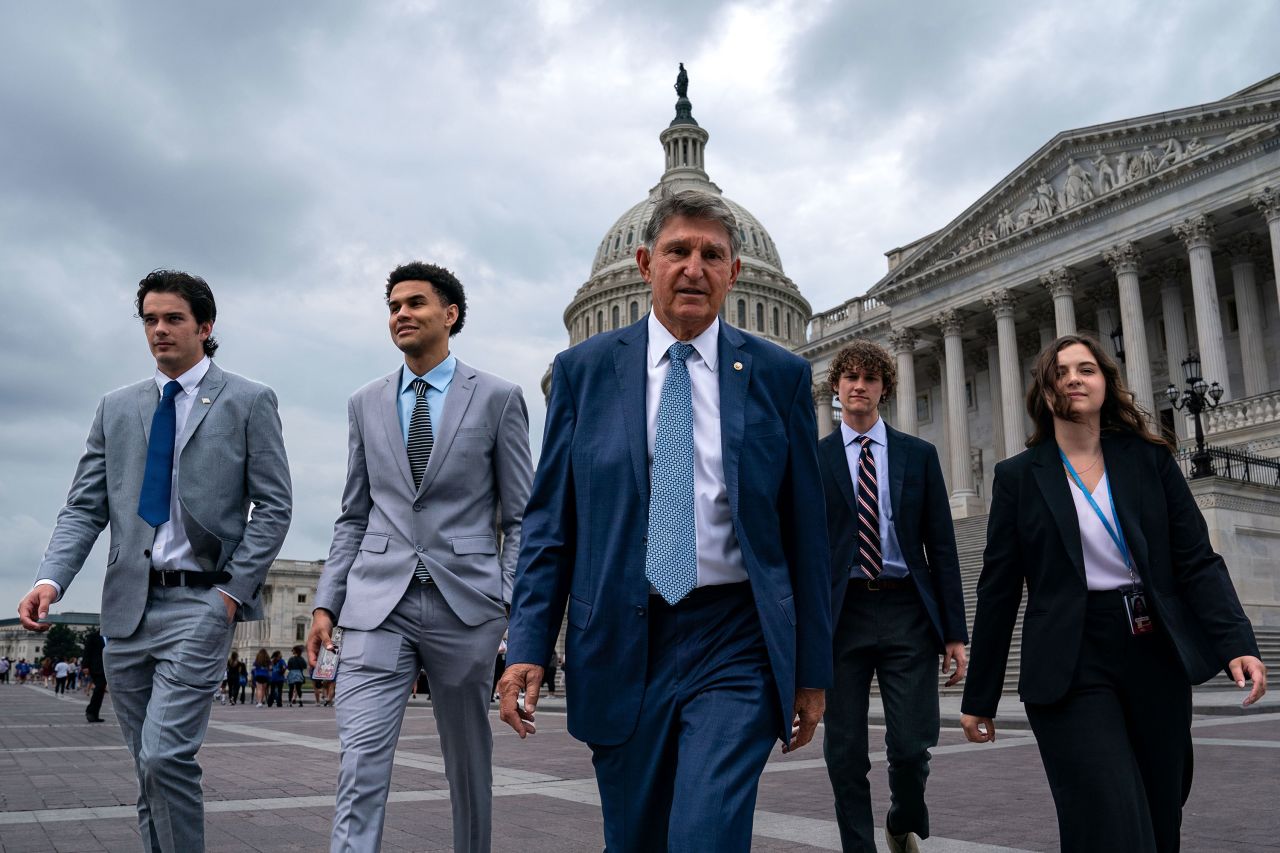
869;81;1280;299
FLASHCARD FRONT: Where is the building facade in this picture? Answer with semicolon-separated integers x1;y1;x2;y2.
801;74;1280;521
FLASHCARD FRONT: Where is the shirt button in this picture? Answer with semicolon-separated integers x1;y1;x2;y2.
635;605;647;616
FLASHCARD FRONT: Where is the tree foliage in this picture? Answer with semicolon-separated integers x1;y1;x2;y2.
41;623;83;661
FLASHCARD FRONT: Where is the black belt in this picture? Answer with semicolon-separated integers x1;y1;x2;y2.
850;577;913;592
149;569;232;588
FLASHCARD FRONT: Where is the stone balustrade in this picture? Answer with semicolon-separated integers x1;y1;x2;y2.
1203;389;1280;437
809;295;887;338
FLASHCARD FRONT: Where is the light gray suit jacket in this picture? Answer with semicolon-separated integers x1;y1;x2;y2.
36;362;293;637
315;359;533;629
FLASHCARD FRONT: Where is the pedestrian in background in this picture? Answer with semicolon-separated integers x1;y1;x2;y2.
54;658;69;694
83;630;107;723
252;648;270;707
286;646;307;706
268;650;285;707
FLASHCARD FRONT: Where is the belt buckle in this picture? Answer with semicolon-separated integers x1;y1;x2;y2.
866;579;880;592
158;571;184;587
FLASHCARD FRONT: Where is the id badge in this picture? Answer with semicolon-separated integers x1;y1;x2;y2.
1122;588;1154;635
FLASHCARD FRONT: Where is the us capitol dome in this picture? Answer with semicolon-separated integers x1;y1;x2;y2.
559;65;812;356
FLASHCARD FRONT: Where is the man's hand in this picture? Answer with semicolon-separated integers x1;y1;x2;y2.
960;713;996;743
306;608;336;668
17;585;58;632
218;591;238;626
1228;655;1267;707
497;663;543;739
941;641;968;687
784;687;825;754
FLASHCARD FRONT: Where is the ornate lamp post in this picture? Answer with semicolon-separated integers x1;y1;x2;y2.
1166;352;1224;478
1108;325;1125;364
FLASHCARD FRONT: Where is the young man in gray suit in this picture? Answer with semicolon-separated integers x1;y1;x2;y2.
17;270;292;853
308;262;533;853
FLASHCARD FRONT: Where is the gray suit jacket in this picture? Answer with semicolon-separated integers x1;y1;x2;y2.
36;362;293;637
315;359;533;629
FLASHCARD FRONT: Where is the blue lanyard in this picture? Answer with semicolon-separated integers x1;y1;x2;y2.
1058;448;1136;578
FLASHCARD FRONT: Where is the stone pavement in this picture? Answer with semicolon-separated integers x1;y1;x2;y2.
0;683;1276;851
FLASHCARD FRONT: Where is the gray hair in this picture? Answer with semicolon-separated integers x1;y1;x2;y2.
641;189;741;260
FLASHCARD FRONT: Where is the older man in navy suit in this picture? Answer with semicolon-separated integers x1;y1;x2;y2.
499;188;831;852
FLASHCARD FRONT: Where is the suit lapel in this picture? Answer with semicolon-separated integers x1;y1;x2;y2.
137;381;159;442
885;423;908;521
718;323;750;516
821;432;857;516
1102;434;1149;581
613;320;650;503
379;370;416;493
418;361;476;496
1030;439;1086;582
176;362;225;455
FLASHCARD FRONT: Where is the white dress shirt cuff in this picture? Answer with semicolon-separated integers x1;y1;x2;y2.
215;586;242;606
35;579;63;601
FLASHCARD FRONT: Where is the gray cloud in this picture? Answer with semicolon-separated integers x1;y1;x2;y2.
2;1;1277;613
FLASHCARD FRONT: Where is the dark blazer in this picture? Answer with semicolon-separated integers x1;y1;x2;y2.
506;317;832;746
962;431;1260;718
819;424;967;649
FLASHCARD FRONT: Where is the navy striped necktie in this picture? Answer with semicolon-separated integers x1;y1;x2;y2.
408;378;434;584
855;435;883;580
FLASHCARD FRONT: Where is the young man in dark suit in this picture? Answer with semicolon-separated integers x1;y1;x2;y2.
819;339;968;853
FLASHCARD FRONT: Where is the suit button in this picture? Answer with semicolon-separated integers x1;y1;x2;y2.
143;549;151;558
635;605;646;616
415;545;424;552
413;503;422;512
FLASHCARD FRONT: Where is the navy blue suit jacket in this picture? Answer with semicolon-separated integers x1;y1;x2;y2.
506;317;832;746
819;423;967;649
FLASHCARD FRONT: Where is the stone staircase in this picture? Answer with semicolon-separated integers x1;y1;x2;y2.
873;513;1279;697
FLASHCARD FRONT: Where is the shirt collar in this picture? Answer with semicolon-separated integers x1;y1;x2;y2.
400;353;457;394
154;356;210;396
840;415;886;448
647;311;719;372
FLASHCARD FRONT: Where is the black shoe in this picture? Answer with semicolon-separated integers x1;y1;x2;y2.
86;715;104;723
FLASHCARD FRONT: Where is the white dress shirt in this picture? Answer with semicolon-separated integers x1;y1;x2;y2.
646;312;746;587
840;417;909;578
1067;471;1133;591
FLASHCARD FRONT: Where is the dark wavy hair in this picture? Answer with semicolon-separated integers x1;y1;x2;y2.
1026;334;1171;449
827;339;897;401
135;269;218;357
385;261;467;337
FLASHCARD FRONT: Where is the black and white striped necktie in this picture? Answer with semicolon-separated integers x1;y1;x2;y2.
408;378;434;583
855;435;883;580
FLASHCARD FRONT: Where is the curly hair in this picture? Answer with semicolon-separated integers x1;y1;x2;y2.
827;339;897;401
385;261;468;337
1026;334;1171;449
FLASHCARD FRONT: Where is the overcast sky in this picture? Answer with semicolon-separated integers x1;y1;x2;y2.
3;1;1278;616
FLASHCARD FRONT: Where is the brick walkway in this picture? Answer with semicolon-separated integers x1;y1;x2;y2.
0;683;1276;851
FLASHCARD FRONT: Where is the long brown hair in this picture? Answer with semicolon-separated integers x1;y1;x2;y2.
1025;334;1172;449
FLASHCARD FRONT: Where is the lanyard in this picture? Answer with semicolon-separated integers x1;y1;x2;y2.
1058;448;1138;584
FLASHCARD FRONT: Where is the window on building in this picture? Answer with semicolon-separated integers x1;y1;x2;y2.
1225;297;1239;333
585;314;591;336
916;392;932;424
295;623;307;642
612;305;620;329
965;378;978;412
772;307;779;336
597;310;604;334
630;301;639;323
737;299;747;327
756;303;764;331
297;593;306;604
786;312;792;339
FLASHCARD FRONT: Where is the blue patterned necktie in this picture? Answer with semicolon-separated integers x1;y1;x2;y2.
138;380;183;527
646;342;698;605
855;435;883;579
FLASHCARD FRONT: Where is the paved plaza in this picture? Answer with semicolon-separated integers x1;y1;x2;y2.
0;683;1276;852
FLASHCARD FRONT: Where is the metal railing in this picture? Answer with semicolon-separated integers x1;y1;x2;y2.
1174;444;1280;486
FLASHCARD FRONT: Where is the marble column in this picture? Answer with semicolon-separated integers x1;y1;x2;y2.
984;288;1026;460
1174;214;1232;399
1092;286;1120;359
888;327;919;436
1103;241;1156;420
934;309;981;517
1225;234;1270;397
1252;187;1280;312
1159;259;1190;440
1041;266;1079;335
985;337;1004;461
813;382;835;440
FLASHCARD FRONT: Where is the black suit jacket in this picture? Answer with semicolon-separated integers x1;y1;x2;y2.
962;431;1260;718
819;423;967;650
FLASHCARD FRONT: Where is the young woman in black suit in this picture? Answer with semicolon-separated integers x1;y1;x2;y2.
960;334;1266;852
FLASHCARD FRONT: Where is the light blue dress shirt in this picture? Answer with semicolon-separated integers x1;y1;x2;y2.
841;417;909;579
397;355;456;444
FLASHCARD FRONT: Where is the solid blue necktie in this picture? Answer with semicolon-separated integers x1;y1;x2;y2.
138;380;182;527
646;342;698;605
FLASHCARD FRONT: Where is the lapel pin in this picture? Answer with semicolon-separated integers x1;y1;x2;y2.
201;397;211;405
733;361;743;371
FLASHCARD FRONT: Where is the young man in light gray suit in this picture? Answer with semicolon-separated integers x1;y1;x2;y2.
17;270;292;853
308;261;533;853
